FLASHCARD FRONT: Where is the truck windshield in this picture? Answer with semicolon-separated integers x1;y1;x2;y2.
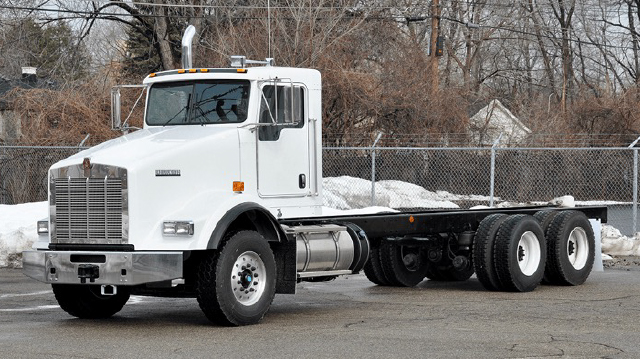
146;80;250;126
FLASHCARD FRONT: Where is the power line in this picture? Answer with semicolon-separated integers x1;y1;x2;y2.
1;3;640;52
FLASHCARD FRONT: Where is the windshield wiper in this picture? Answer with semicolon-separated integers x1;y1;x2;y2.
192;103;210;125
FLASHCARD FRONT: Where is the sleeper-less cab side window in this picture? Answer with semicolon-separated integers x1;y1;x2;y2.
258;85;305;141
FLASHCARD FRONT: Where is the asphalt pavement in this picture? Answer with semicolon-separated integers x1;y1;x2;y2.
1;268;639;358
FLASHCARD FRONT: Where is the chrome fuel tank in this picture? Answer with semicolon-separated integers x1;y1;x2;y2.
284;224;369;278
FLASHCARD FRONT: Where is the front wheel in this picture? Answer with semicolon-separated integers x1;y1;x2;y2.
52;284;130;319
196;231;276;326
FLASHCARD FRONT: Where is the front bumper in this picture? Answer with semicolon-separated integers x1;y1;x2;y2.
22;250;183;285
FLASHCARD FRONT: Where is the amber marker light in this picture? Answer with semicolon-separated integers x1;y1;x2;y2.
189;69;197;73
237;69;248;73
233;181;245;192
201;69;209;73
149;73;156;77
409;216;415;223
178;69;186;73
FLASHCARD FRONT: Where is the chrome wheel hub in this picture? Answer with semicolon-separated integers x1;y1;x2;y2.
231;251;266;306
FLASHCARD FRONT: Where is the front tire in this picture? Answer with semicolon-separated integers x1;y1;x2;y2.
52;284;130;319
197;231;276;326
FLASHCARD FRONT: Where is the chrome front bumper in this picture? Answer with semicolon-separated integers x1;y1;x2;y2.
22;250;183;285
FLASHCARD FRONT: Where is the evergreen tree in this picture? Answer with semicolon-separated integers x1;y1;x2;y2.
3;18;90;81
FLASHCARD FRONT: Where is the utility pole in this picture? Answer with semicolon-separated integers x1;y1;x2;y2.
429;0;441;93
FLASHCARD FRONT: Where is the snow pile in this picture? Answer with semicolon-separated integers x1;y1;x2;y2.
548;195;576;208
0;201;47;268
321;206;398;216
601;225;640;256
323;176;458;210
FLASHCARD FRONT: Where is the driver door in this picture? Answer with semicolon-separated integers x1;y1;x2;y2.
256;81;310;197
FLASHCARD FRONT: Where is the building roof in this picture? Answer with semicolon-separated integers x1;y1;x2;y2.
469;99;531;146
0;74;52;111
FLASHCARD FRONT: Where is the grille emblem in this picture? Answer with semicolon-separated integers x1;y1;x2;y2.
82;158;92;177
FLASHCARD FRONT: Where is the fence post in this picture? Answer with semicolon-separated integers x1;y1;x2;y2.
635;150;638;234
0;145;4;204
629;136;640;234
489;134;503;208
371;132;383;207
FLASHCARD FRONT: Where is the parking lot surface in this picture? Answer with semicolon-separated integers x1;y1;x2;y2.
1;268;639;358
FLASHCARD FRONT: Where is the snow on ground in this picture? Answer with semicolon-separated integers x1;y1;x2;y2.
602;225;640;256
0;177;638;268
0;201;47;268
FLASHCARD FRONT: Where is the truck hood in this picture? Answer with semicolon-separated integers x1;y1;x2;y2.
55;126;240;170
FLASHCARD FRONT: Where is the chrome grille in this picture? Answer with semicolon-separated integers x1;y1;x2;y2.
54;177;123;243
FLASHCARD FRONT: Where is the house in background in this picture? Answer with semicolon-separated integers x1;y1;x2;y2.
0;67;45;145
469;99;531;146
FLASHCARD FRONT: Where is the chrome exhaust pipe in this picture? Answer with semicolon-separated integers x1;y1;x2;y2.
181;25;196;69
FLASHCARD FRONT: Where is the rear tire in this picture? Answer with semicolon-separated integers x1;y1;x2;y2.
533;210;560;284
533;210;559;234
363;243;390;286
493;215;546;292
197;231;276;326
379;241;429;287
52;284;130;319
544;210;595;286
472;213;508;291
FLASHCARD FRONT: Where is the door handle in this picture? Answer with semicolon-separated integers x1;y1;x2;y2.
299;174;306;189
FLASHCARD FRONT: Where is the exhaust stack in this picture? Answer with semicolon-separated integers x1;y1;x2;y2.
181;25;196;69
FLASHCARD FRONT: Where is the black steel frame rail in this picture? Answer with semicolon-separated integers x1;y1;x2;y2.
280;206;607;239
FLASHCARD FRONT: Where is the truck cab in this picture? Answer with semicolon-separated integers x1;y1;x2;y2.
27;57;326;247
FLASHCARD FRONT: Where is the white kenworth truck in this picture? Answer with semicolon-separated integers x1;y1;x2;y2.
24;27;607;326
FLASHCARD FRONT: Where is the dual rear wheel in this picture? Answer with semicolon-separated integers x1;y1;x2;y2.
364;210;595;292
472;210;595;292
363;241;429;287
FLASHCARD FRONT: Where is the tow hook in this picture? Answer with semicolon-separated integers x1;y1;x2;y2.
101;285;118;296
77;264;100;284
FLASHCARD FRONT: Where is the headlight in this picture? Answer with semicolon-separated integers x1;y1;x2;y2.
37;220;49;235
163;221;194;236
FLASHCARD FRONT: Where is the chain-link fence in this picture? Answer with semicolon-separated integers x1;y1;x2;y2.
324;146;639;235
0;146;85;205
2;144;639;235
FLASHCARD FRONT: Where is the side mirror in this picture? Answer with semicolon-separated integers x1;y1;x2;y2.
110;85;147;132
111;87;122;130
